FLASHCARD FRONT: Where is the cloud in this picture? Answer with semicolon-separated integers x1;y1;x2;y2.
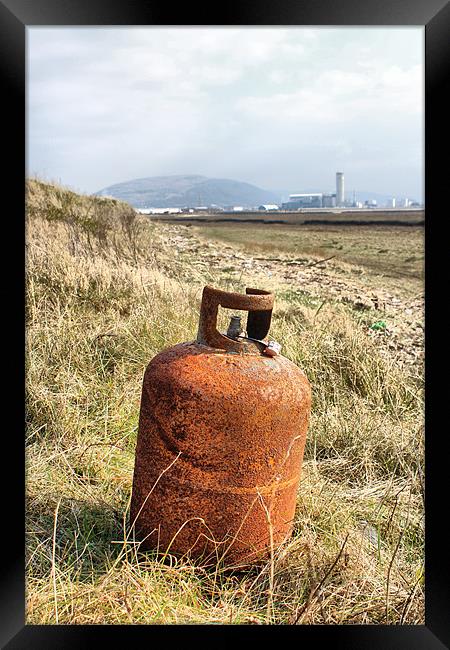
237;61;422;120
27;27;423;198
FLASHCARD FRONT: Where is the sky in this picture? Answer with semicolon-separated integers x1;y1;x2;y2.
27;27;424;200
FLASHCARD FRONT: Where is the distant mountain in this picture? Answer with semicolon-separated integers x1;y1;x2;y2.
95;175;282;209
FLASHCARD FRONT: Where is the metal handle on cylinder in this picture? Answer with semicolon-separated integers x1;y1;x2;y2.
196;286;274;352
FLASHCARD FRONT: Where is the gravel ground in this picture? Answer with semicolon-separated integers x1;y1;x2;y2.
152;224;424;373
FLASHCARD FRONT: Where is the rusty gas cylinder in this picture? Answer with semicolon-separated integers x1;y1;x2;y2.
130;286;311;567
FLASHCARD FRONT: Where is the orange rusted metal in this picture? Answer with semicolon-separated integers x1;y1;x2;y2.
130;285;311;567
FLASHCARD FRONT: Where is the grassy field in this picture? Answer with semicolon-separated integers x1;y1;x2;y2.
25;179;424;625
189;222;424;286
149;208;424;226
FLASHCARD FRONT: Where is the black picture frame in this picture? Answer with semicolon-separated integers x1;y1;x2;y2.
2;0;449;647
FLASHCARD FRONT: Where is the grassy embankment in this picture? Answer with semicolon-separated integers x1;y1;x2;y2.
26;179;424;624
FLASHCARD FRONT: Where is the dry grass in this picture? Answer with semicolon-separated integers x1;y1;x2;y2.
189;222;424;289
25;179;424;625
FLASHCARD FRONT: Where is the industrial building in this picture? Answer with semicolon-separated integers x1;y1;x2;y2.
258;204;279;211
137;207;182;214
322;193;336;208
281;172;346;210
281;193;323;209
269;170;420;213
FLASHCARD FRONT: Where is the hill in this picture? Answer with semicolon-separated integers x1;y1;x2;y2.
95;174;282;209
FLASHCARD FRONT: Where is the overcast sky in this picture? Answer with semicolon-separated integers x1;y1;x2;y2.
27;27;424;200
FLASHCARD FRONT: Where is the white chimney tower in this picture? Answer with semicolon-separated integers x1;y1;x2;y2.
336;172;344;207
